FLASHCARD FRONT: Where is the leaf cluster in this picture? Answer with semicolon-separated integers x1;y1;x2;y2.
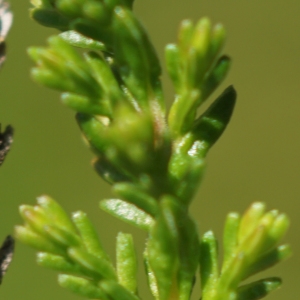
15;1;291;300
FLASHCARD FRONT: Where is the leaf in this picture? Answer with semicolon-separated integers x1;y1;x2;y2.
200;231;219;298
113;6;162;110
37;253;84;275
93;157;133;184
72;211;110;261
191;85;236;153
68;247;116;281
30;8;70;30
100;199;154;231
242;245;291;280
113;183;158;216
58;274;109;299
236;277;281;300
59;30;106;51
116;233;137;294
100;280;140;300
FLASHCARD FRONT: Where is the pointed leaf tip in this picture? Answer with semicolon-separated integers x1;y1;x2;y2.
191;85;237;152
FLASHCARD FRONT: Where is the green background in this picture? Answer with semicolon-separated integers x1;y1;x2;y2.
0;0;299;299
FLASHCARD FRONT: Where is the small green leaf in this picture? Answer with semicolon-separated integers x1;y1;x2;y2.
44;225;81;248
56;0;84;18
59;30;107;51
191;85;236;153
85;52;124;108
31;67;70;92
113;6;162;111
116;232;137;294
68;247;116;281
172;200;199;299
30;8;70;30
48;35;84;63
99;280;139;300
29;37;103;99
218;250;245;292
71;18;113;47
113;183;158;216
76;113;108;155
82;1;110;24
236;277;281;300
72;211;110;261
100;199;154;230
238;202;266;245
93;157;133;184
210;23;226;59
173;156;205;205
61;92;110;115
144;247;159;299
168;89;200;137
242;244;291;280
223;212;240;269
37;252;81;274
201;55;231;101
200;231;219;298
147;198;180;300
15;226;65;256
189;18;212;85
37;195;78;235
165;44;181;92
58;274;109;299
266;213;290;248
178;19;194;57
19;205;51;236
238;224;269;264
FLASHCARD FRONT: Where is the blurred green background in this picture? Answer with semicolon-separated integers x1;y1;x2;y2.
0;0;299;299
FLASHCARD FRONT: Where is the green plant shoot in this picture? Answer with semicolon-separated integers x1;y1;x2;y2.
15;1;290;300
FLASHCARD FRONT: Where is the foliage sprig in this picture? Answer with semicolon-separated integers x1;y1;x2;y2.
16;1;291;300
